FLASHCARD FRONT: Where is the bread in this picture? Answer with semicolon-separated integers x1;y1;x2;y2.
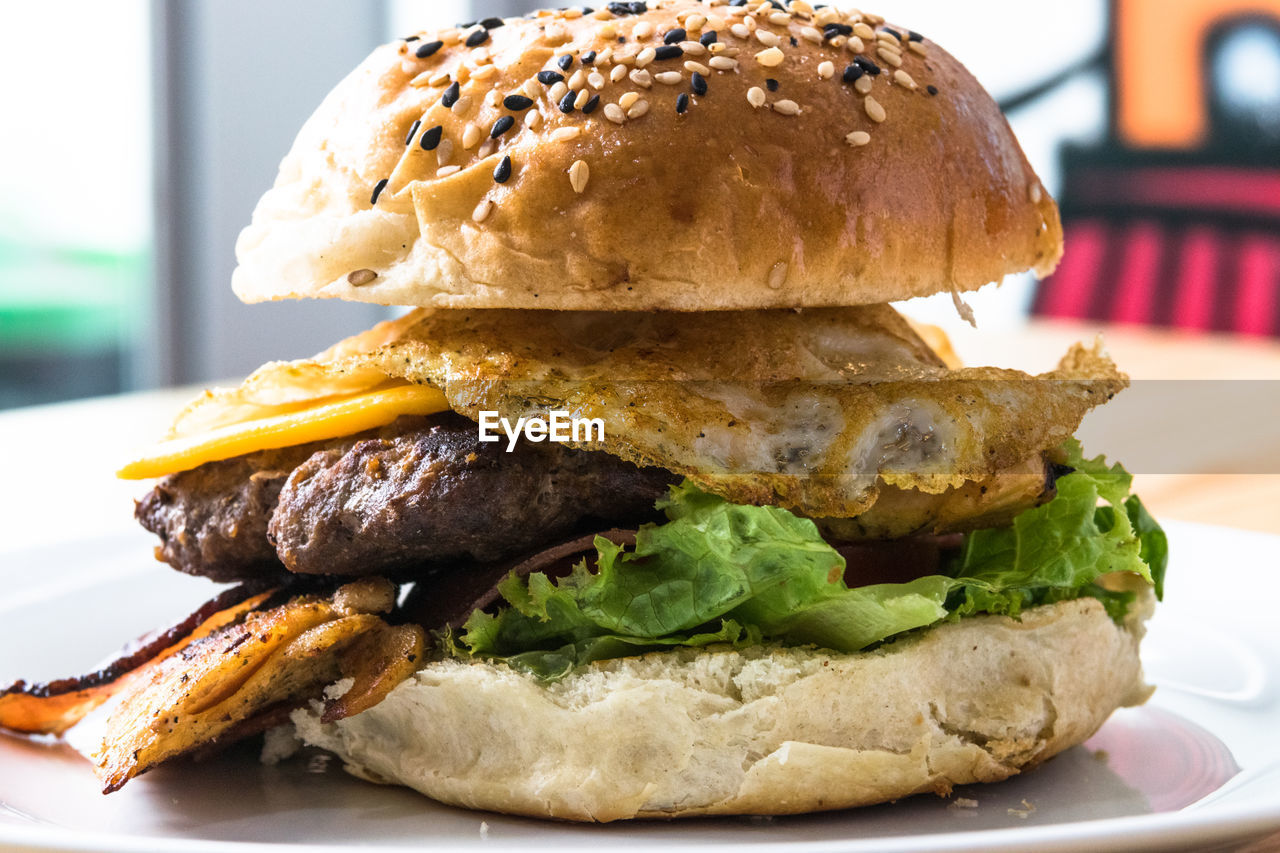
293;594;1152;821
232;1;1062;312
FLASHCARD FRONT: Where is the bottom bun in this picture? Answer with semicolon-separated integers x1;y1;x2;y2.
292;594;1154;822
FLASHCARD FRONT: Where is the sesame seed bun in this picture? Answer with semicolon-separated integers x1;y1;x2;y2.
292;594;1153;821
232;1;1063;311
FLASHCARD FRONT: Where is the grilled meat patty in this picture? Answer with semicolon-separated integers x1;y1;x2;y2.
137;413;675;581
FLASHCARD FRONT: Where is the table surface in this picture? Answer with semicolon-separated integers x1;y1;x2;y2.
0;317;1277;852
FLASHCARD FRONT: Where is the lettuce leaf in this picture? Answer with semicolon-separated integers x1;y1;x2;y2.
448;443;1166;679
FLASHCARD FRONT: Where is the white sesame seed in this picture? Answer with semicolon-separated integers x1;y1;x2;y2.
549;80;569;102
684;60;710;75
817;60;834;79
410;71;433;87
610;64;628;82
472;64;497;81
755;29;781;47
437;165;461;177
846;36;865;52
853;22;875;40
347;268;377;286
599;22;617;39
747;85;767;107
755;46;785;67
569;69;587;90
462;123;482;148
562;7;582;18
429;71;451;87
636;47;657;68
588;71;606;89
772;98;801;115
687;13;707;31
597;47;614;63
894;68;917;89
743;14;758;31
522;78;541;99
709;55;739;70
634;20;654;39
769;11;792;25
909;40;927;56
477;138;497;158
730;23;751;39
629;68;653;87
472;199;494;222
768;261;788;290
1029;182;1044;203
604;102;627;124
436;139;454;165
569;159;590;193
790;0;814;15
846;130;871;146
574;87;591;108
619;91;641;110
654;70;683;84
800;26;823;44
864;94;886;122
854;74;873;94
812;7;838;25
721;46;742;56
455;94;476;116
524;109;542;129
552;125;582;141
753;1;772;14
877;31;900;46
706;14;727;29
544;22;569;44
627;98;650;118
877;47;902;67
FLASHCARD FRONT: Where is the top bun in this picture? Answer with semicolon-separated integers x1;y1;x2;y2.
232;1;1062;311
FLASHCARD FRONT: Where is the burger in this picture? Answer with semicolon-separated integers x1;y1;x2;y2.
0;0;1166;823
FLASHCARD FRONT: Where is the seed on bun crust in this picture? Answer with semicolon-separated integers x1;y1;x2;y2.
232;1;1062;312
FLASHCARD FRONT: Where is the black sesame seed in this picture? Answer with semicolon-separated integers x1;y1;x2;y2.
558;90;577;113
558;54;574;71
583;7;594;13
582;50;597;64
765;78;779;92
908;31;924;42
419;124;443;150
854;56;881;75
403;35;420;43
404;119;422;146
654;44;683;61
480;17;504;29
768;0;784;9
676;93;689;114
583;94;601;114
458;20;476;29
842;63;863;83
537;70;565;85
415;40;444;59
729;0;747;6
441;81;461;107
493;156;512;184
664;28;686;44
789;36;797;46
700;30;717;46
607;1;646;15
370;178;388;205
465;28;490;47
926;84;938;96
491;115;515;138
503;94;534;111
690;71;707;95
882;28;903;41
823;22;852;38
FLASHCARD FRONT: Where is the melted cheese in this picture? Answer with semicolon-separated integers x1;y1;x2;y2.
119;383;449;480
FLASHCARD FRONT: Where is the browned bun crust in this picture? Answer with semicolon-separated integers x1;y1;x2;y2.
233;1;1062;311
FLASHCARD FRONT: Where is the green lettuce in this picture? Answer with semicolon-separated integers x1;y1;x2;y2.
448;442;1166;679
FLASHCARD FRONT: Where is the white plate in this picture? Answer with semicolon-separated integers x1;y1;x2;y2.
1;521;1278;853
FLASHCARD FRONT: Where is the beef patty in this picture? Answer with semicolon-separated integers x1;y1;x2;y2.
137;413;675;582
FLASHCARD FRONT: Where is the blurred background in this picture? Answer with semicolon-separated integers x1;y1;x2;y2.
1;0;1278;410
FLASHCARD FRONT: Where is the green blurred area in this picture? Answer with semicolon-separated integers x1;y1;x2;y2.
0;237;147;409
